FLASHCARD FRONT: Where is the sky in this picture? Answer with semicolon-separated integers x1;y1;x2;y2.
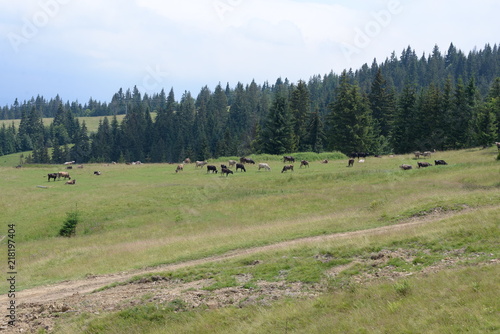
0;0;498;106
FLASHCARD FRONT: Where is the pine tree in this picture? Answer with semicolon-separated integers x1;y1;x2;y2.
391;85;418;153
289;80;311;151
327;71;378;154
262;93;294;155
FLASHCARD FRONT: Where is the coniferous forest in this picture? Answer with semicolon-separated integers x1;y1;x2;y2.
1;43;500;163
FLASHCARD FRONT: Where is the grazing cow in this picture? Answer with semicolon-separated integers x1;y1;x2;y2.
184;158;191;164
322;159;328;164
195;161;208;168
58;172;71;180
228;160;237;167
66;166;73;169
15;165;22;169
283;156;295;163
236;163;246;172
175;164;184;173
399;164;413;170
206;165;218;174
300;160;309;168
77;165;84;169
240;157;255;164
495;142;500;150
434;160;448;165
221;167;233;176
220;164;228;169
65;179;76;185
258;163;271;171
417;162;432;168
47;173;58;181
422;151;432;158
94;171;102;175
281;165;294;173
414;151;422;159
347;158;354;167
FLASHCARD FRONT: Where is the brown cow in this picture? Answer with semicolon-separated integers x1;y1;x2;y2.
58;172;71;180
47;173;58;181
65;179;76;185
300;160;309;168
175;164;184;173
347;158;354;167
281;165;294;173
417;162;432;168
399;164;413;170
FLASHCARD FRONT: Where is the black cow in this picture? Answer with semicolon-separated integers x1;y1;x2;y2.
283;156;295;163
347;158;354;167
300;160;309;168
434;160;448;165
417;162;432;168
220;164;228;169
207;165;218;174
47;173;58;181
221;167;233;176
236;163;246;172
281;165;294;173
94;171;102;175
239;157;255;164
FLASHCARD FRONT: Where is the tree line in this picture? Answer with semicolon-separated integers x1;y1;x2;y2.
1;43;500;163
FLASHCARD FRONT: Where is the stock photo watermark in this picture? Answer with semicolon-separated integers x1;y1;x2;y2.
136;65;170;95
213;0;244;21
7;0;72;53
341;0;403;63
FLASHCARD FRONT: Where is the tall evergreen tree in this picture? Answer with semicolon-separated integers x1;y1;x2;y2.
262;93;294;155
289;80;311;151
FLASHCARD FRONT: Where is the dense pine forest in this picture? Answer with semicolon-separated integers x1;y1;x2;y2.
1;43;500;163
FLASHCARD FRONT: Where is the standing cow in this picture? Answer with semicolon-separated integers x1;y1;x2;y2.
236;163;246;172
281;165;294;173
258;163;271;171
206;165;218;174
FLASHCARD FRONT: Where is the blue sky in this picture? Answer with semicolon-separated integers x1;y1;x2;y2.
0;0;498;106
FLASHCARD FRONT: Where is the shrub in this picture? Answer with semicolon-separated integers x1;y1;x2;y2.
59;210;80;237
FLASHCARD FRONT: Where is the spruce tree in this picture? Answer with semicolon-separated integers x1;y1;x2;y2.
262;93;294;155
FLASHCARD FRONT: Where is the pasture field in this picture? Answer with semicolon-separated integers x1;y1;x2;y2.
0;148;499;333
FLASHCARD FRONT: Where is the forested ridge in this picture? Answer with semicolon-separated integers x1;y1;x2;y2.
1;43;500;163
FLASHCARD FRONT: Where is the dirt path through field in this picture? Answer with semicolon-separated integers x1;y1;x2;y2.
0;208;468;308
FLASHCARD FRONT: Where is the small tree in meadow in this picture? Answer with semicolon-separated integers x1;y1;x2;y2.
59;210;79;237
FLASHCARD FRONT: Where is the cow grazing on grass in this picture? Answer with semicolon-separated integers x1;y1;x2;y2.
206;165;218;174
47;173;58;181
240;157;255;164
495;142;500;150
221;167;233;176
414;151;422;159
434;160;448;165
77;165;84;169
417;162;432;168
94;171;102;175
175;164;184;173
283;156;295;163
281;165;294;173
422;151;432;158
195;161;207;168
66;166;73;169
220;164;228;169
184;158;191;164
228;160;237;167
300;160;309;168
58;172;71;180
258;163;271;171
399;164;413;170
236;163;246;172
347;158;354;167
322;159;328;164
65;179;76;185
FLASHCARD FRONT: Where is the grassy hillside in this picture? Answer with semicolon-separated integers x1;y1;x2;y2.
0;147;498;333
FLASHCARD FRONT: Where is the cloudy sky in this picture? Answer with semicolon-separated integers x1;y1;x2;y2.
0;0;498;106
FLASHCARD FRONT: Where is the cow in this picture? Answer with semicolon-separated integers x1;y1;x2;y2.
281;165;294;173
220;164;228;169
414;151;422;159
495;142;500;150
58;172;71;180
66;166;73;169
94;171;102;175
322;159;328;164
300;160;309;168
47;173;58;181
221;167;233;176
347;158;354;167
206;165;218;174
228;160;237;167
417;162;432;168
236;163;246;172
258;163;271;171
77;165;84;169
175;164;184;173
422;151;432;158
240;157;255;164
399;164;413;170
434;160;448;165
63;161;75;165
65;179;76;185
283;156;295;163
195;161;207;168
184;158;191;164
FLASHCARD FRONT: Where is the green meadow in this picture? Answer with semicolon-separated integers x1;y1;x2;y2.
0;147;499;333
